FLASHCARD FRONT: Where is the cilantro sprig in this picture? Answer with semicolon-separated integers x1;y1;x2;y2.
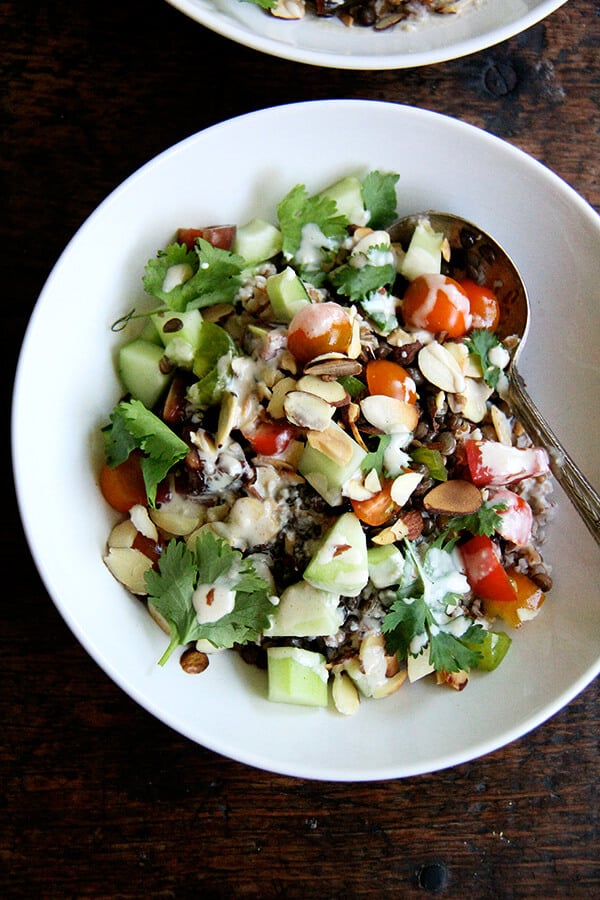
277;183;349;273
103;400;189;506
382;540;485;674
465;329;504;389
143;239;245;312
145;532;273;665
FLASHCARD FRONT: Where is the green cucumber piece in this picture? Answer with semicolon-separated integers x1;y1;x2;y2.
266;266;311;323
367;544;405;589
297;421;366;507
264;581;343;638
117;338;172;409
267;646;329;707
319;175;368;226
234;217;282;264
304;512;368;598
399;219;444;281
151;308;204;367
469;630;512;671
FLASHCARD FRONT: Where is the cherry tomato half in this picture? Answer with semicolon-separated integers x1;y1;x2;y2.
244;421;296;456
287;302;352;364
351;480;398;527
176;225;236;251
401;273;471;338
483;569;546;628
365;359;417;405
460;278;501;331
460;534;517;604
99;452;147;513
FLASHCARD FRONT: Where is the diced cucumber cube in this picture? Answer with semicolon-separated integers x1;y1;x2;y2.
234;217;282;264
266;266;311;323
304;512;368;598
367;544;405;589
151;308;204;351
468;630;512;671
319;175;368;226
264;581;343;638
117;338;172;409
297;421;366;507
267;646;329;707
399;219;444;281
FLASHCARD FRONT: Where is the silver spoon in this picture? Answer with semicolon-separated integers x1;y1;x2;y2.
389;212;600;545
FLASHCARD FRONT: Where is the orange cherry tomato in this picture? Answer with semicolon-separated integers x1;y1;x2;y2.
351;480;398;526
365;359;417;405
483;569;546;628
460;278;500;331
99;452;147;513
401;273;471;338
287;302;352;364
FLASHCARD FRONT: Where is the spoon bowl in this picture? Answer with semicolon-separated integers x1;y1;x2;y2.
389;211;600;544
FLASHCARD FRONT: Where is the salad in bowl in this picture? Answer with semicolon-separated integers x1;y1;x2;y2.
99;168;553;715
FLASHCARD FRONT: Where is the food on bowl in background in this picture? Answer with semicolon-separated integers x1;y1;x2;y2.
99;170;553;716
247;0;478;32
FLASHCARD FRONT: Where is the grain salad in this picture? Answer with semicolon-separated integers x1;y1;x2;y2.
99;170;553;715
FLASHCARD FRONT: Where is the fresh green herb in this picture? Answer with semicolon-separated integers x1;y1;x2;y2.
410;446;448;482
329;258;396;303
103;400;189;506
239;0;275;8
361;171;400;230
143;239;244;312
435;501;507;550
338;375;365;398
361;434;392;476
465;328;504;388
382;540;484;674
145;532;273;666
358;291;398;334
277;183;348;271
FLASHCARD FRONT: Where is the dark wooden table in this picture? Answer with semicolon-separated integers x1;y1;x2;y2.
4;2;599;897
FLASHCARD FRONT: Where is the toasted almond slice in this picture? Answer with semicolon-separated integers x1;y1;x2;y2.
103;547;153;595
360;395;419;434
306;423;356;466
266;376;297;419
107;519;137;549
491;404;513;446
423;479;482;515
331;670;361;716
296;374;349;406
303;355;363;378
390;471;423;506
418;341;466;393
283;390;334;431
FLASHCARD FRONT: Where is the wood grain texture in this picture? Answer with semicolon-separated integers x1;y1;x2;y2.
3;1;599;896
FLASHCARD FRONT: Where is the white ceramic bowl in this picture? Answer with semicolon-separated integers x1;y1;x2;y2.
13;101;600;781
166;0;568;69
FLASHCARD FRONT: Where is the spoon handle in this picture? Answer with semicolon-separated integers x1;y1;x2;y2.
509;365;600;546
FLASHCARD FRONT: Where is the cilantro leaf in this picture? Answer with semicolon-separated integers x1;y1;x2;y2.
436;500;507;550
239;0;275;8
145;540;199;665
329;258;396;303
146;532;273;664
277;183;349;267
361;434;392;476
143;240;244;312
465;329;504;388
104;400;189;506
382;540;480;674
361;171;400;230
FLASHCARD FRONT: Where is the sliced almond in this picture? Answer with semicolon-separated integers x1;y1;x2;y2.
390;471;423;506
266;376;297;419
371;669;407;699
360;395;419;434
130;504;159;542
331;670;361;716
306;423;357;466
103;547;153;595
491;404;513;446
303;353;362;378
107;519;137;549
283;390;334;431
423;479;482;515
216;391;241;447
448;378;493;424
296;374;349;406
371;518;410;545
418;341;466;393
363;468;382;494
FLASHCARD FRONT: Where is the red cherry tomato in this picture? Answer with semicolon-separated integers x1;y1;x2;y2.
401;273;471;338
351;480;398;526
176;225;236;251
464;439;550;487
244;421;296;456
287;302;352;364
460;278;501;331
460;534;517;604
365;359;417;405
487;487;533;546
99;452;147;513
